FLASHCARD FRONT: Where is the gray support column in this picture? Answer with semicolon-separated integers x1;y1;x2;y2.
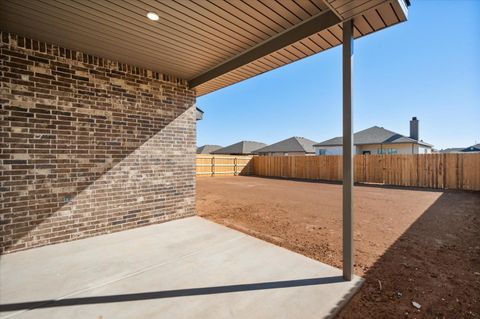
342;19;354;281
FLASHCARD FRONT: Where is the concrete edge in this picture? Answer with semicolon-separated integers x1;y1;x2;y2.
325;276;365;319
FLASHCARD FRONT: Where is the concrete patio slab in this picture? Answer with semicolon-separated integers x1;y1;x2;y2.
0;217;362;319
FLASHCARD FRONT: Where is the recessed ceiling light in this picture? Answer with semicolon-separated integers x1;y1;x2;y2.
147;12;159;21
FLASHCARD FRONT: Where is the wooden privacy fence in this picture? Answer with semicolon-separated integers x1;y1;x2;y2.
253;154;480;191
196;155;254;176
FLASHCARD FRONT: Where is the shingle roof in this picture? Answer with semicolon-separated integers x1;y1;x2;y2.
212;141;266;155
196;145;222;154
255;137;318;154
461;144;480;152
439;148;465;153
314;126;433;147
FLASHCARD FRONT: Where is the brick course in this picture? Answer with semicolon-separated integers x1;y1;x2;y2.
0;32;197;253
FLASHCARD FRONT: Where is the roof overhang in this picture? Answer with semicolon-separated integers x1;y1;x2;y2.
0;0;408;97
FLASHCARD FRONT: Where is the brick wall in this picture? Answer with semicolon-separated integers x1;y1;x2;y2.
0;32;197;254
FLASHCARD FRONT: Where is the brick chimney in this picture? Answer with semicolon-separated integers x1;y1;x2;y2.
410;117;419;140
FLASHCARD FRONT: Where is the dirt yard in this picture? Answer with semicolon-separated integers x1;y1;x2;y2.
197;176;480;318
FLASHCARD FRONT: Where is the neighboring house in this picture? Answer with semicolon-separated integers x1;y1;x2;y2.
212;141;267;155
314;117;433;155
461;144;480;153
255;137;318;156
197;145;223;154
439;144;479;153
439;148;465;153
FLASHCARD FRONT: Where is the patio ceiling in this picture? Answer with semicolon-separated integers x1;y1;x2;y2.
0;0;408;96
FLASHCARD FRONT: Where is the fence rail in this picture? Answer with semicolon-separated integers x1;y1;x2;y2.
253;154;480;191
196;155;253;176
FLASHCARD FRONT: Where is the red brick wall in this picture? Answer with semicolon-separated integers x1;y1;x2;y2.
0;32;197;253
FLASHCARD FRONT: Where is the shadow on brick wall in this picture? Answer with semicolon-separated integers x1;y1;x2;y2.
2;105;196;253
0;32;198;254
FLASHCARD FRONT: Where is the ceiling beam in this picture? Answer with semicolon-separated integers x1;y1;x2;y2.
188;10;341;89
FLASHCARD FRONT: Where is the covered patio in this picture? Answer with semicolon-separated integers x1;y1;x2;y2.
1;217;362;318
1;0;409;317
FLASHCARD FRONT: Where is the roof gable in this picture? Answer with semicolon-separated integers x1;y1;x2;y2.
212;141;266;155
314;126;433;147
256;137;317;154
197;145;222;154
462;144;480;152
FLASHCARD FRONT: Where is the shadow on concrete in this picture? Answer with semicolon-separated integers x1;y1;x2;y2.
336;191;480;318
0;276;344;312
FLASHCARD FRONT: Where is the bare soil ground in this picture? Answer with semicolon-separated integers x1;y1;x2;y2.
197;176;480;318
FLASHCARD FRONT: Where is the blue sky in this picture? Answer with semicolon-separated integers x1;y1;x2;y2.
197;1;480;150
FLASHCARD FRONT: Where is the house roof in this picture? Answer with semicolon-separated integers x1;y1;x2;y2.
462;144;480;152
439;148;465;153
0;1;409;97
196;145;222;154
212;141;266;155
255;137;317;154
314;126;433;147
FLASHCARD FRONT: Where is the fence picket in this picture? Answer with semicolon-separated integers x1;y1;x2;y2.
250;154;480;191
196;155;253;176
197;154;480;190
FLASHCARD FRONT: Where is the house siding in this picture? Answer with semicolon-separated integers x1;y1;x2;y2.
417;145;432;154
315;146;350;155
315;143;431;155
357;144;415;155
0;32;196;254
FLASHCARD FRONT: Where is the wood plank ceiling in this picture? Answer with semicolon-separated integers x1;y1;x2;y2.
0;0;408;96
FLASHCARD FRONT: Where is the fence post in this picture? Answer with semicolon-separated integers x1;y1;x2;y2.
211;156;215;177
459;153;464;190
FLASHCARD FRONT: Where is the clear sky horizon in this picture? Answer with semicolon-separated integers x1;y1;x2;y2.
197;1;480;151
